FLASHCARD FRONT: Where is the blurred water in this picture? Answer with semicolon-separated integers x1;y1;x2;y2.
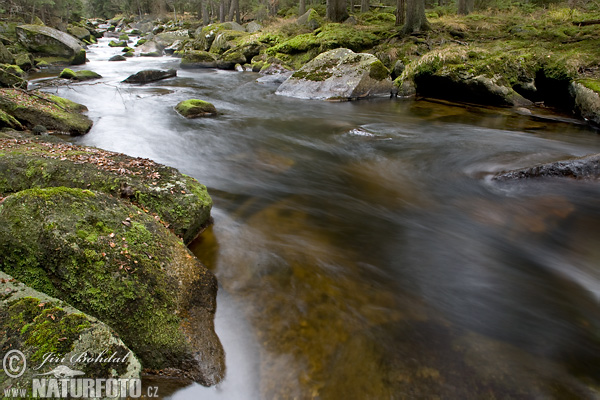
34;37;600;399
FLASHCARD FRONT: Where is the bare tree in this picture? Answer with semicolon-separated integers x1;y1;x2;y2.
299;0;306;15
395;0;405;25
457;0;473;15
228;0;239;22
361;0;368;12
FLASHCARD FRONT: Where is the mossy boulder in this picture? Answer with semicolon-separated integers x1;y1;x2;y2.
15;25;85;65
59;68;102;81
14;53;34;71
276;48;392;101
0;42;14;64
245;21;262;33
67;24;92;42
180;50;218;69
122;69;176;84
118;33;129;41
0;89;92;135
0;271;142;393
297;8;322;30
570;80;600;127
217;48;246;70
175;99;217;118
108;40;128;47
208;30;247;55
109;54;126;61
0;64;27;89
0;137;212;241
0;188;224;385
0;109;23;130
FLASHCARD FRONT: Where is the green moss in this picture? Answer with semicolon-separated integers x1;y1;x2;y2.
577;79;600;94
175;99;217;118
59;68;77;79
109;40;128;47
369;60;389;81
118;33;129;41
135;39;147;46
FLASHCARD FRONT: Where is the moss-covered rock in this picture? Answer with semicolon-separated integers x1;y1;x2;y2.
297;8;323;30
0;109;23;130
208;30;247;54
122;69;176;84
135;38;147;47
0;64;27;89
59;68;102;81
0;271;141;393
15;25;85;65
0;89;91;135
217;48;246;70
0;137;212;242
0;42;14;65
0;188;224;385
180;50;218;69
108;40;128;47
570;80;600;127
118;33;129;41
109;54;126;61
277;48;392;101
175;99;217;118
14;53;34;71
67;24;92;42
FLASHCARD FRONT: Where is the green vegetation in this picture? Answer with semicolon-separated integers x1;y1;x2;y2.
175;99;218;117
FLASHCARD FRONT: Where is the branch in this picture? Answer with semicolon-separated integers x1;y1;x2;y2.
572;19;600;26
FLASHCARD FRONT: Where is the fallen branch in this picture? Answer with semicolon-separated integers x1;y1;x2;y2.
572;19;600;26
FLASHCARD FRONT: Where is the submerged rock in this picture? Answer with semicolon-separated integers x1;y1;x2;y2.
16;24;85;65
0;137;212;243
122;69;176;84
493;153;600;181
276;48;392;100
0;88;92;135
0;188;224;386
0;271;142;392
175;99;218;118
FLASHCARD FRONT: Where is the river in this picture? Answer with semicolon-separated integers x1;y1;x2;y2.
34;36;600;399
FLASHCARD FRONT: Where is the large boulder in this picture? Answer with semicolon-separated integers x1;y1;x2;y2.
276;48;392;101
1;271;142;393
122;69;176;84
570;80;600;127
15;24;85;65
59;68;102;81
0;89;92;135
494;153;600;181
0;187;224;386
0;138;212;243
245;21;262;33
155;30;190;48
180;51;217;69
67;24;92;42
297;8;322;30
208;30;246;54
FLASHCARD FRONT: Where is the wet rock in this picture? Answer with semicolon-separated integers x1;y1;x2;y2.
59;68;102;81
493;153;600;181
109;54;126;61
180;50;217;69
67;24;92;42
155;30;190;48
0;137;212;242
276;48;392;100
570;80;600;127
0;88;92;135
0;271;142;392
297;8;322;30
208;30;246;54
164;40;183;55
16;25;85;65
14;53;34;71
122;69;176;84
0;188;224;386
108;40;128;47
31;124;47;135
217;48;246;70
175;99;218;118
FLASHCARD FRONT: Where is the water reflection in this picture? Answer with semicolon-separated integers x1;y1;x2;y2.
35;37;600;399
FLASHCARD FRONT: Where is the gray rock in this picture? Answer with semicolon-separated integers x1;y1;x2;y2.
180;50;217;69
494;153;600;181
245;21;262;33
0;65;27;89
392;60;405;79
122;69;176;84
32;124;47;135
570;81;600;127
16;25;85;63
276;48;392;101
109;54;126;61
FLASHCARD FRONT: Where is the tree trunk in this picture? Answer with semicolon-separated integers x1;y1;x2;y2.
395;0;405;25
228;0;239;22
402;0;428;33
299;0;306;15
326;0;348;22
360;0;369;12
203;0;210;24
457;0;473;15
219;0;225;21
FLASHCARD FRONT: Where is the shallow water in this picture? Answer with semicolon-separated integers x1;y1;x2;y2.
35;37;600;399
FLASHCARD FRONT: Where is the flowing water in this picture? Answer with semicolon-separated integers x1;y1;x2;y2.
33;37;600;399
